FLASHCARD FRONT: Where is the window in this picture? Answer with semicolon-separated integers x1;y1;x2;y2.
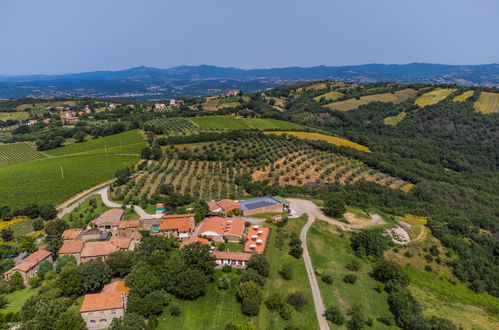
90;320;96;323
111;310;116;314
100;319;107;323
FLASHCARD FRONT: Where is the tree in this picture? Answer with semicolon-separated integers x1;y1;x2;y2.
32;218;44;231
73;131;86;143
247;254;269;277
57;264;83;298
343;274;357;284
23;204;40;218
237;281;262;303
44;219;69;254
115;167;132;185
289;245;303;259
18;235;37;253
110;313;147;330
21;295;67;330
179;242;215;277
241;298;259;316
106;251;134;277
39;204;57;220
350;230;390;258
218;275;230;290
372;260;409;288
126;265;161;297
321;274;333;284
347;304;366;330
175;268;209;299
279;263;293;280
323;193;346;217
0;295;7;309
56;254;77;273
126;291;170;318
82;259;111;292
325;306;345;325
1;228;13;242
37;260;53;277
240;268;265;287
53;310;86;330
9;272;24;291
286;291;307;311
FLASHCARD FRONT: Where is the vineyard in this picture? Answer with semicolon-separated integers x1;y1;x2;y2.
0;142;45;168
112;135;411;205
143;117;199;135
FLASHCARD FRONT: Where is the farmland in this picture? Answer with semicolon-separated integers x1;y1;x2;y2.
313;91;345;102
326;89;417;111
143;117;199;135
452;90;474;102
383;112;407;126
113;135;409;204
0;111;29;121
0;153;139;208
202;96;250;111
308;221;395;329
473;91;499;114
415;88;456;107
0;142;45;168
190;115;302;130
45;129;146;156
264;131;371;152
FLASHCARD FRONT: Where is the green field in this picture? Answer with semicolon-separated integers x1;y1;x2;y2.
326;89;417;111
0;153;139;208
0;142;46;168
314;91;345;102
0;111;29;121
46;130;146;156
452;90;474;102
158;216;318;329
1;288;40;314
384;112;407;126
190;115;302;130
308;221;395;329
415;88;456;107
474;91;499;114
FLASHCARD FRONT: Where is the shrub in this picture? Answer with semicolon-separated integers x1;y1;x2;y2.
377;314;393;326
321;275;333;284
286;292;307;311
345;260;360;272
222;265;232;273
170;304;182;316
289;245;303;259
218;275;230;290
325;305;345;325
343;274;357;284
279;303;293;320
265;293;285;311
247;254;270;277
241;298;259;316
314;268;323;276
279;263;293;280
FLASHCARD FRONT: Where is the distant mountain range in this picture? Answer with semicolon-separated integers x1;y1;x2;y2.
0;63;498;100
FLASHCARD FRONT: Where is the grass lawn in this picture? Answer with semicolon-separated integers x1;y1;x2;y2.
0;111;29;121
308;221;396;329
383;112;407;126
157;216;318;329
415;88;456;107
45;130;146;156
0;142;46;168
62;195;111;228
327;89;417;111
313;91;345;102
452;90;474;102
265;131;370;152
0;153;139;208
474;91;499;114
1;288;40;314
190;115;302;130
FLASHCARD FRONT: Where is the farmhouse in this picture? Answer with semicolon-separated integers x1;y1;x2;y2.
80;280;129;329
244;225;269;254
94;209;124;232
154;103;166;110
152;217;194;239
4;248;53;285
169;99;184;107
59;240;85;264
238;196;290;216
198;217;245;242
62;228;83;241
213;251;251;269
80;241;120;263
207;199;240;216
115;220;141;241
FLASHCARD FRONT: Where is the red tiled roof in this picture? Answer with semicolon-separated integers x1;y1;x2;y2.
59;240;84;254
162;213;195;219
198;217;226;236
80;293;124;312
244;225;269;254
213;251;251;261
223;218;245;237
159;218;192;232
217;199;239;210
80;241;120;258
110;238;132;250
118;220;140;229
6;249;51;274
102;280;129;294
180;236;210;248
62;229;82;240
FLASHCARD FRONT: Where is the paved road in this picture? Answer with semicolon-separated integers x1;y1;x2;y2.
300;215;330;330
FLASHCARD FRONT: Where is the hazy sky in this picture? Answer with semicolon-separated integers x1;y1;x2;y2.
1;0;498;75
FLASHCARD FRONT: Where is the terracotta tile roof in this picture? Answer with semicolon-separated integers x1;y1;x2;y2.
180;236;210;248
80;241;120;258
118;220;140;229
80;292;124;312
62;228;81;240
223;218;245;237
217;199;239;210
95;209;124;227
213;251;252;261
199;217;226;236
6;249;51;274
244;225;270;254
102;280;129;294
162;213;195;219
59;240;84;254
159;218;192;232
208;201;221;212
109;238;132;250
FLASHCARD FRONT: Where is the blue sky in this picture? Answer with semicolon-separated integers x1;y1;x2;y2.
0;0;498;75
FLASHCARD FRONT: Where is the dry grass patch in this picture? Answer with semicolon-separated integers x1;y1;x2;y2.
384;112;407;126
415;88;456;107
452;90;474;102
474;91;499;114
264;131;371;152
313;91;345;102
327;89;417;111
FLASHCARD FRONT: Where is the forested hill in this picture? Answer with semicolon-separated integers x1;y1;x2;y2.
0;63;498;99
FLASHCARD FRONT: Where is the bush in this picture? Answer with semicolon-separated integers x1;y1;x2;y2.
265;293;285;311
32;218;44;231
289;245;303;259
314;268;323;276
170;304;182;316
343;274;357;284
345;260;360;272
377;314;393;326
286;291;307;311
241;298;259;316
279;303;293;320
222;265;232;273
279;263;293;280
218;275;230;290
321;275;333;284
325;305;345;325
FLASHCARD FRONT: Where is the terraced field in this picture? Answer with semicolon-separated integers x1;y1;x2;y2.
190;115;302;130
326;89;417;111
113;136;410;204
264;131;371;152
415;88;456;107
0;142;45;168
313;91;344;102
474;91;499;114
384;112;407;126
452;90;474;102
